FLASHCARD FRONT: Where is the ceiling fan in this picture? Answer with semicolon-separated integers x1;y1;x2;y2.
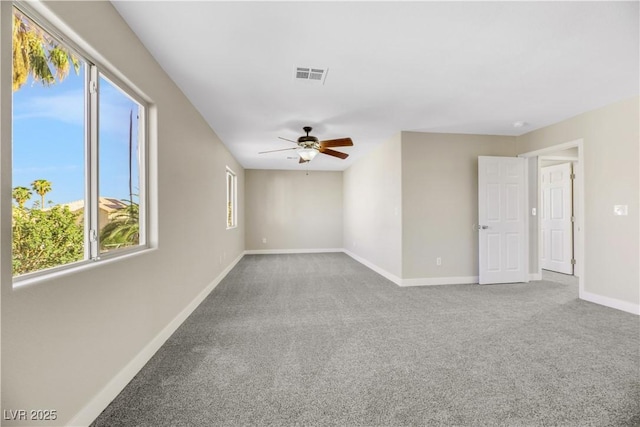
259;126;353;163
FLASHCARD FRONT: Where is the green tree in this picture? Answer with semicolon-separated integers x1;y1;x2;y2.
12;205;83;275
100;200;139;251
31;179;52;209
12;186;32;208
12;10;79;92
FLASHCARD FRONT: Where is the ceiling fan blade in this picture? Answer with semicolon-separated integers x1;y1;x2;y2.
319;148;349;159
258;147;299;154
320;137;353;148
278;136;299;144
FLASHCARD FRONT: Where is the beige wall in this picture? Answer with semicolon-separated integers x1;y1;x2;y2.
245;170;343;250
527;156;539;273
401;132;517;279
343;133;403;277
517;96;639;307
1;2;244;425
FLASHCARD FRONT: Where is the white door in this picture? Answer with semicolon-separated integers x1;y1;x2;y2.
541;163;573;274
478;156;527;284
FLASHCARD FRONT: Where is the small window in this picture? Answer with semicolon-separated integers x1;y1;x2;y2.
226;168;237;229
11;6;148;280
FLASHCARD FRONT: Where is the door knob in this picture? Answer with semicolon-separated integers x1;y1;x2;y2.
479;225;489;230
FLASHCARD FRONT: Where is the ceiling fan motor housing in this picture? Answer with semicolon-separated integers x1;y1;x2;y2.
298;127;320;149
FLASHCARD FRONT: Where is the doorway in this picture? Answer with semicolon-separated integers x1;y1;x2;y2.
519;139;585;298
540;154;577;276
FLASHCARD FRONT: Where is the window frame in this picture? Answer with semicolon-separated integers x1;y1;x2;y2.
94;70;148;258
226;167;237;229
9;2;151;285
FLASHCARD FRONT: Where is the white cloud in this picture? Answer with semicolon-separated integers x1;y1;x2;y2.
13;89;85;126
13;85;140;140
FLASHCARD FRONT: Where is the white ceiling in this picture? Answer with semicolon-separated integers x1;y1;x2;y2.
112;1;639;171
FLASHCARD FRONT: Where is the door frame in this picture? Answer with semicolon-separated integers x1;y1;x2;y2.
518;139;585;298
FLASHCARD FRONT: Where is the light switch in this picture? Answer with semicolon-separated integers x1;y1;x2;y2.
613;205;628;216
531;208;537;216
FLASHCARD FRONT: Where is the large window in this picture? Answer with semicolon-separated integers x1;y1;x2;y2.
226;167;237;229
11;6;147;280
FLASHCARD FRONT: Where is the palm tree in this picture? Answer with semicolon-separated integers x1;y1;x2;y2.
31;179;52;209
12;186;32;209
100;201;139;250
12;10;80;92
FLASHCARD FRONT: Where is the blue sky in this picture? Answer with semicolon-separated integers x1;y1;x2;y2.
13;64;140;208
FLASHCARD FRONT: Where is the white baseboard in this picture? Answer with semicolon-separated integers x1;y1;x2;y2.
67;252;245;427
529;273;542;281
341;250;479;288
400;276;478;287
580;290;640;315
342;250;403;286
245;248;343;255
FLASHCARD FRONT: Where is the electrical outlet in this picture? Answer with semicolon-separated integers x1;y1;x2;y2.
436;257;442;266
262;237;267;244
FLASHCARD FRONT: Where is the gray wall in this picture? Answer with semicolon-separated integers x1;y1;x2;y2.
343;133;403;278
517;96;639;307
245;170;343;251
1;2;244;425
401;132;516;279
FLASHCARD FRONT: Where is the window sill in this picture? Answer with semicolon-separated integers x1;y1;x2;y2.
12;246;157;290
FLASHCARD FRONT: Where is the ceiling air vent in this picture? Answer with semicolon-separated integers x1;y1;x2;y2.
294;66;328;85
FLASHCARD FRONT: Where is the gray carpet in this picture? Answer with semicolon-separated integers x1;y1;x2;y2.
541;270;578;286
92;253;640;426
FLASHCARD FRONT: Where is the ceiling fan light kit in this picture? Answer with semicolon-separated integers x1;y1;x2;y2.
298;148;319;162
259;126;353;164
